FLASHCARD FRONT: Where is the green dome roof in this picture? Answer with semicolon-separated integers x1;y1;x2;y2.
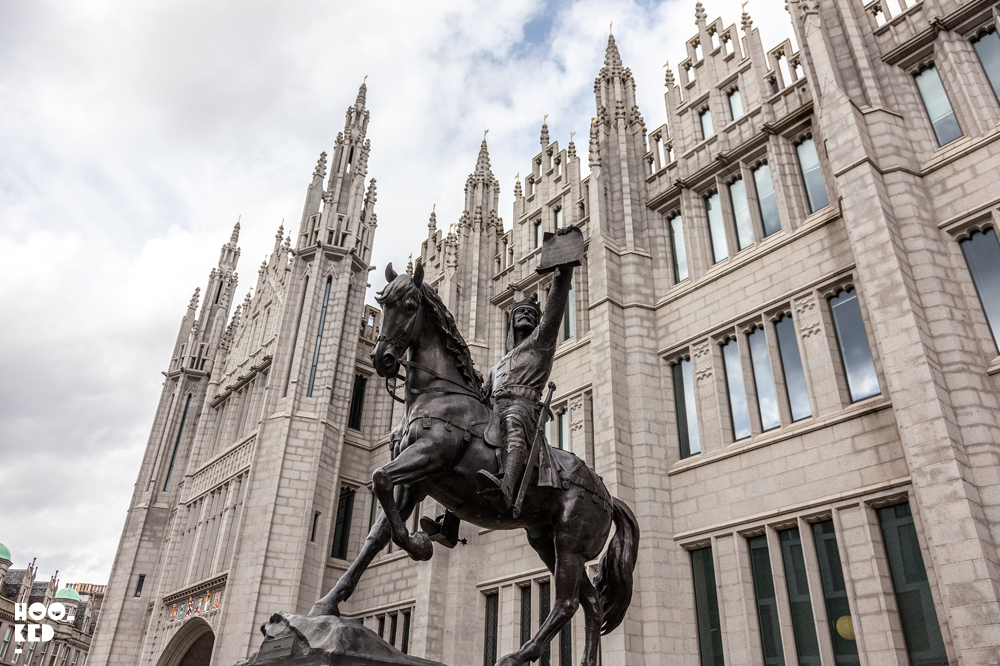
0;543;10;562
54;587;80;602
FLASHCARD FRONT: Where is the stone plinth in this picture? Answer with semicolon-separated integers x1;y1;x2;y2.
235;612;444;666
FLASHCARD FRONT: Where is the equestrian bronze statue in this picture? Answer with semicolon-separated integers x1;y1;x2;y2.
309;226;639;666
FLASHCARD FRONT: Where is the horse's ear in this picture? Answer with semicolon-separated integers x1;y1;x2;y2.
385;263;398;283
413;261;424;286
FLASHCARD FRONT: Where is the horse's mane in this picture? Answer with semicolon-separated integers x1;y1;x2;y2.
376;276;483;391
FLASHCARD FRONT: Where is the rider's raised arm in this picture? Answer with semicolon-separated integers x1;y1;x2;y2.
536;265;574;352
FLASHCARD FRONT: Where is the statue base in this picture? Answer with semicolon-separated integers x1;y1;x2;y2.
235;611;445;666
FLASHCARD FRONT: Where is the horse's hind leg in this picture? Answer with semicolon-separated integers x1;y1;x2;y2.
577;574;603;666
310;483;421;617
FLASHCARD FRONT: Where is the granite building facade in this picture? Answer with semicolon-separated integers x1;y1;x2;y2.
91;0;1000;664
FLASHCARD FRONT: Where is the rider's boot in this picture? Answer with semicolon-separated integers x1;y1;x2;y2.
477;446;526;512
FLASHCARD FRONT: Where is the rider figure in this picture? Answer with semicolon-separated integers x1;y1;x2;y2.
477;228;577;510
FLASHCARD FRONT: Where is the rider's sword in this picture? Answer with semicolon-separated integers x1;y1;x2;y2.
512;381;556;519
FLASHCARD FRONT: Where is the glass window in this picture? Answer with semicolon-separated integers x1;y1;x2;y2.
560;622;572;666
914;65;962;146
748;535;785;666
829;289;880;402
389;613;398;647
728;178;755;250
539;581;551;666
973;29;1000;102
554;207;563;228
558;410;569;450
753;163;781;237
348;374;368;430
878;503;948;666
775;316;812;421
705;193;729;263
673;359;701;458
401;611;411;654
534;219;543;248
960;227;1000;351
812;521;860;666
691;547;725;666
700;109;714;139
0;627;11;660
307;277;333;397
484;593;499;666
368;491;379;531
331;486;355;559
669;214;689;282
520;586;532;647
779;528;821;666
796;138;830;213
747;328;780;431
728;89;744;119
563;280;575;341
378;615;385;638
134;574;145;597
722;339;751;440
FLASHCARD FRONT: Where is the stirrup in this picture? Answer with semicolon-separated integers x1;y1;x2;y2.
476;469;503;491
419;516;442;537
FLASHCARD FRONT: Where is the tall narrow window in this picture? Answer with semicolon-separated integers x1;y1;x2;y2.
348;374;368;430
775;316;812;421
722;339;751;440
691;547;724;666
558;410;569;450
484;593;499;666
307;278;333;397
535;220;543;248
673;359;701;458
539;580;551;666
829;289;879;402
747;328;780;431
878;503;948;666
728;89;744;119
378;615;385;638
669;214;689;282
753;163;781;237
705;193;729;263
163;395;192;491
914;65;962;146
368;491;379;531
560;622;572;666
973;29;1000;101
812;521;860;666
331;486;355;559
311;512;320;542
700;109;714;139
0;627;12;660
389;613;398;646
779;528;821;666
554;207;563;228
748;535;785;666
134;574;146;597
24;639;36;666
400;610;411;654
520;586;532;647
796;138;829;213
563;280;575;341
960;227;1000;350
285;276;310;396
728;178;755;250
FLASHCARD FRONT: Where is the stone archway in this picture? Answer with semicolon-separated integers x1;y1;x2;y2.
156;617;215;666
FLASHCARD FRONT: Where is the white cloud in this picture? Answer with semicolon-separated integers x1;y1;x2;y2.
0;0;794;585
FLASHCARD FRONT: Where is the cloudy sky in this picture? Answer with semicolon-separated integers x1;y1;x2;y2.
0;0;795;586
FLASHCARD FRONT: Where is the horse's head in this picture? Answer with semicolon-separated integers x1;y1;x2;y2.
372;261;427;378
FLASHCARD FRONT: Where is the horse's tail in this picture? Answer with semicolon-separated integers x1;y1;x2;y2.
594;497;640;635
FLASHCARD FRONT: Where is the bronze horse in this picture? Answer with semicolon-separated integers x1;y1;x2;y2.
310;262;639;666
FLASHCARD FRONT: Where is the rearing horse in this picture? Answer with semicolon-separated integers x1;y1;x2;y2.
310;262;639;666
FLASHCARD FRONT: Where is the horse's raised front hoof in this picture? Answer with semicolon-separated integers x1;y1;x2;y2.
308;600;340;617
407;531;434;561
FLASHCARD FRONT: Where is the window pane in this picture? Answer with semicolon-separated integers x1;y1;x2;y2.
706;193;729;263
796;139;830;213
747;328;780;431
729;89;744;119
775;316;812;421
535;220;543;248
401;611;411;654
691;547;725;666
914;66;962;146
753;163;782;237
878;504;948;666
560;623;572;666
348;374;367;430
539;581;551;666
779;529;821;666
749;536;785;666
563;280;575;341
960;227;1000;351
554;207;563;228
973;29;1000;102
729;178;755;250
331;486;355;559
484;593;499;666
558;411;569;450
520;586;532;647
670;214;689;282
812;521;860;666
701;109;714;139
673;360;701;457
722;339;752;440
829;289;880;402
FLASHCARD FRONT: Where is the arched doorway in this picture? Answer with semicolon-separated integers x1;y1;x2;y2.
156;617;215;666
